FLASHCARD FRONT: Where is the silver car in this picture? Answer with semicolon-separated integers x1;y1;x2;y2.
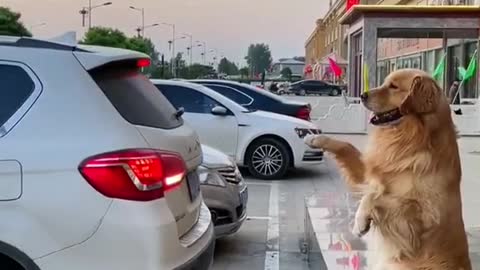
199;144;248;238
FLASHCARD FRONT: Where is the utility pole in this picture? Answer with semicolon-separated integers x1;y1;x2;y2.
89;0;92;29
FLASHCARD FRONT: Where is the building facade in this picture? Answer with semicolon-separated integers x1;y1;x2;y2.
305;19;326;66
377;0;479;98
305;0;479;98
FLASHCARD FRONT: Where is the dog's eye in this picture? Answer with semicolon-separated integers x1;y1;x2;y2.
390;83;398;89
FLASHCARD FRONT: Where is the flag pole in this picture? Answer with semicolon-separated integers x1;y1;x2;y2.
452;49;478;104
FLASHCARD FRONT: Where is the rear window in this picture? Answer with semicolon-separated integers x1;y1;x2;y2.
204;84;253;106
90;66;183;129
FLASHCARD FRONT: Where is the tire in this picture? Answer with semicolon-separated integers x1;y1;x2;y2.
330;88;340;96
246;138;290;180
299;89;306;96
278;90;285;95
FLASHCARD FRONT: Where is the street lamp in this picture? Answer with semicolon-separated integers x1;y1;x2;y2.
196;41;207;65
182;32;193;66
162;22;176;75
81;1;112;29
135;23;159;38
209;49;219;69
130;6;145;37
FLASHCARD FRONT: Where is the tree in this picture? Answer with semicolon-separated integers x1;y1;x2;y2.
0;7;31;37
82;27;129;48
245;43;272;76
218;57;239;75
82;27;163;76
127;37;159;61
239;67;249;79
281;67;293;80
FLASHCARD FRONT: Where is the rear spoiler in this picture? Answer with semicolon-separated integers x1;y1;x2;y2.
73;44;150;71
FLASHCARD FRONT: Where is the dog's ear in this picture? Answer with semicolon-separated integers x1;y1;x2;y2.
400;75;440;115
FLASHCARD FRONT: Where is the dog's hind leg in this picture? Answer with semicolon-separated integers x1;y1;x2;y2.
305;135;365;187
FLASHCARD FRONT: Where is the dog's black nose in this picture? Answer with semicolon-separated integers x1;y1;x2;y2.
360;92;368;101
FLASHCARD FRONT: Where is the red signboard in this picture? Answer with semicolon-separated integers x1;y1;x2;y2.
347;0;359;11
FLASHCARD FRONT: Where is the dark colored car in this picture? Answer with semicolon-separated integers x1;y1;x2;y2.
190;80;312;121
289;80;344;96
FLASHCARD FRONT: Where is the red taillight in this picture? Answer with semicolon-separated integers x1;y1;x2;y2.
296;107;311;121
78;149;186;201
137;58;151;68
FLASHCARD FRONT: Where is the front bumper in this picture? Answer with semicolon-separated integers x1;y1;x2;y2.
214;208;247;238
302;149;324;162
201;167;248;238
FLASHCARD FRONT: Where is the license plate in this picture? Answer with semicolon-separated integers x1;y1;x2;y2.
239;187;248;206
187;171;201;201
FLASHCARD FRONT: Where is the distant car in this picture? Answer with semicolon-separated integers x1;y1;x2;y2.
289;80;344;96
152;80;324;180
0;35;214;270
200;144;248;238
190;80;312;121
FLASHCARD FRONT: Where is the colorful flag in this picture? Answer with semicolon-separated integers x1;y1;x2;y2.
363;62;369;93
458;66;467;81
328;57;342;77
347;0;360;11
432;53;446;79
464;50;477;81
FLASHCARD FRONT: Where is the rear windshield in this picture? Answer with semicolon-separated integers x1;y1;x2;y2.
90;66;183;129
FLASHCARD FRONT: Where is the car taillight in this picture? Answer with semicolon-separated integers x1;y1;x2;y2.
296;107;311;121
137;58;151;68
78;149;186;201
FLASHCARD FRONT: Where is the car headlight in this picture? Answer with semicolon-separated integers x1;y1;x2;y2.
198;166;226;187
295;128;322;139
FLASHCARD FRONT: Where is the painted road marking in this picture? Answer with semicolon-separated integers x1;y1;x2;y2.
247;216;272;221
264;182;279;270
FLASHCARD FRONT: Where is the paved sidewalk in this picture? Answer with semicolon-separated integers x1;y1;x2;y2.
304;135;480;269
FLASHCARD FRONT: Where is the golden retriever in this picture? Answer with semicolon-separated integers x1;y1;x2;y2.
305;69;471;269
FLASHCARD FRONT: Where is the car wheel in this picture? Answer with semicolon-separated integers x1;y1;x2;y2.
330;88;339;96
278;90;285;95
246;138;290;180
299;89;306;96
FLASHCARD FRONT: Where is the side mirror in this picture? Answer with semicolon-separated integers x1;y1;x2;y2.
211;106;228;116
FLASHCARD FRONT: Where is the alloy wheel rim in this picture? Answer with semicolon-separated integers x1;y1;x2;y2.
252;144;283;176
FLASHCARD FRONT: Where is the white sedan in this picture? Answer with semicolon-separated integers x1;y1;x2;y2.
152;80;324;180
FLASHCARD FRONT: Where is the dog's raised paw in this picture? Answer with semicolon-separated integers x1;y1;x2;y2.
304;134;329;149
352;218;371;238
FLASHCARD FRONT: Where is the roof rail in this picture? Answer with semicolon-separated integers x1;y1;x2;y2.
0;34;88;52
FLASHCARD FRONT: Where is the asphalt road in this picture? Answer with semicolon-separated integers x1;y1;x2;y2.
212;158;344;270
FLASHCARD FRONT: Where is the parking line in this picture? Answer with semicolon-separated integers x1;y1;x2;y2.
264;182;279;270
245;180;272;186
247;216;272;221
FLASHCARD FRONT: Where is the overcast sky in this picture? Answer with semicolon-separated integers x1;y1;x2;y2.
4;0;330;65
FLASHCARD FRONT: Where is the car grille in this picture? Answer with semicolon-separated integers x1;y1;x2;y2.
217;166;239;184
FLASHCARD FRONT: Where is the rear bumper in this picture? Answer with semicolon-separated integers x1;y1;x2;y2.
175;233;215;270
35;199;215;270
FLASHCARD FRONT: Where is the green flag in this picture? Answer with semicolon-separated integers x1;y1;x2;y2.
458;66;467;80
432;53;446;79
464;51;477;81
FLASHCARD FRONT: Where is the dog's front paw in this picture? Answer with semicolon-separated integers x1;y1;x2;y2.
304;134;329;149
352;216;372;238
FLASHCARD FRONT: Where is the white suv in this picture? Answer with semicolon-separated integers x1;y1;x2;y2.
0;35;214;270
